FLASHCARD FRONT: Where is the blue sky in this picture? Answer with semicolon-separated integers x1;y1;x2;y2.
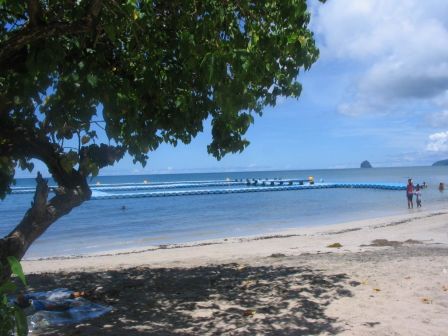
19;0;448;177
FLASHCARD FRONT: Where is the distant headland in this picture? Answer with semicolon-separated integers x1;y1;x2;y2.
432;159;448;166
360;160;372;168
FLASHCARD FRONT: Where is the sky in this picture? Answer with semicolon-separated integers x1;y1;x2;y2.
19;0;448;177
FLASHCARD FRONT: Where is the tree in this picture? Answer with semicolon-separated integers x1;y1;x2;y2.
0;0;321;279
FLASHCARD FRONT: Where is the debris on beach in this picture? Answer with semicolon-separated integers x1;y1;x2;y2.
365;239;402;247
327;242;343;248
269;253;286;258
362;239;423;248
403;239;423;244
236;264;247;271
349;281;361;287
243;309;256;317
421;297;432;304
240;280;256;289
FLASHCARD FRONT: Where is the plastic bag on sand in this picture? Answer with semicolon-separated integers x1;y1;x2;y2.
24;289;111;333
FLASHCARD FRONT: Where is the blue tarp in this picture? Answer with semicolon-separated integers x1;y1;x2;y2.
12;289;111;333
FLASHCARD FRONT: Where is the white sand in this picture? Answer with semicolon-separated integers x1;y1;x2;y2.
23;209;448;272
22;209;448;335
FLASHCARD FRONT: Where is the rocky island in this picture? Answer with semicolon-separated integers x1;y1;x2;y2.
360;160;372;168
432;159;448;166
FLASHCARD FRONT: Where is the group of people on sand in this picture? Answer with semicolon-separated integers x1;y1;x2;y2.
406;178;424;209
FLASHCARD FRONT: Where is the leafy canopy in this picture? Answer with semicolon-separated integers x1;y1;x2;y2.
0;0;320;197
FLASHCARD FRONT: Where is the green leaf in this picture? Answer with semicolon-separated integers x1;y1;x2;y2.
0;281;17;294
208;55;215;82
13;306;28;336
7;257;27;286
287;33;298;44
81;135;91;145
298;36;308;46
60;157;74;173
103;25;117;42
242;60;250;72
87;74;98;87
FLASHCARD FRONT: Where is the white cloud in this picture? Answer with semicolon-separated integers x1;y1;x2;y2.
313;0;448;116
426;131;448;152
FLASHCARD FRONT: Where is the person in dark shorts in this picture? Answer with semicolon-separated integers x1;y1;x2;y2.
406;178;414;209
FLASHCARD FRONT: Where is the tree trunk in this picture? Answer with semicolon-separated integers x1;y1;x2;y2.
0;172;91;283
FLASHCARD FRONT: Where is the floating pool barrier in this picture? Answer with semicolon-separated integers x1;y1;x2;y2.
89;182;405;200
10;179;244;194
11;178;406;199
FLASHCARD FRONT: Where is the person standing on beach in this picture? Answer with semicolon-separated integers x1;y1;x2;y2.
407;178;414;209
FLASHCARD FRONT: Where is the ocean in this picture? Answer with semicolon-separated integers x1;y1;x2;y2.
1;166;447;259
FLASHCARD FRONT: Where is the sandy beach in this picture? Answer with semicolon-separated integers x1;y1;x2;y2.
22;209;448;335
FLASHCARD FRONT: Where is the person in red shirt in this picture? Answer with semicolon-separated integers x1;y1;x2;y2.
407;178;414;209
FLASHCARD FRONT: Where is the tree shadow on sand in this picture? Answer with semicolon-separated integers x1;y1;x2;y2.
26;262;352;335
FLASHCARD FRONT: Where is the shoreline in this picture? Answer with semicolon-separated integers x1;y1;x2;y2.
22;208;448;273
22;205;412;261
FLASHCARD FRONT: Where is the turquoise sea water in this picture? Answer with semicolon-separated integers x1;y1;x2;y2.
1;166;447;259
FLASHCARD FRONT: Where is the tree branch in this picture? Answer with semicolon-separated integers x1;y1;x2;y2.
2;172;91;261
0;120;88;190
0;22;89;70
87;0;104;21
27;0;44;28
31;172;49;220
0;0;105;71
